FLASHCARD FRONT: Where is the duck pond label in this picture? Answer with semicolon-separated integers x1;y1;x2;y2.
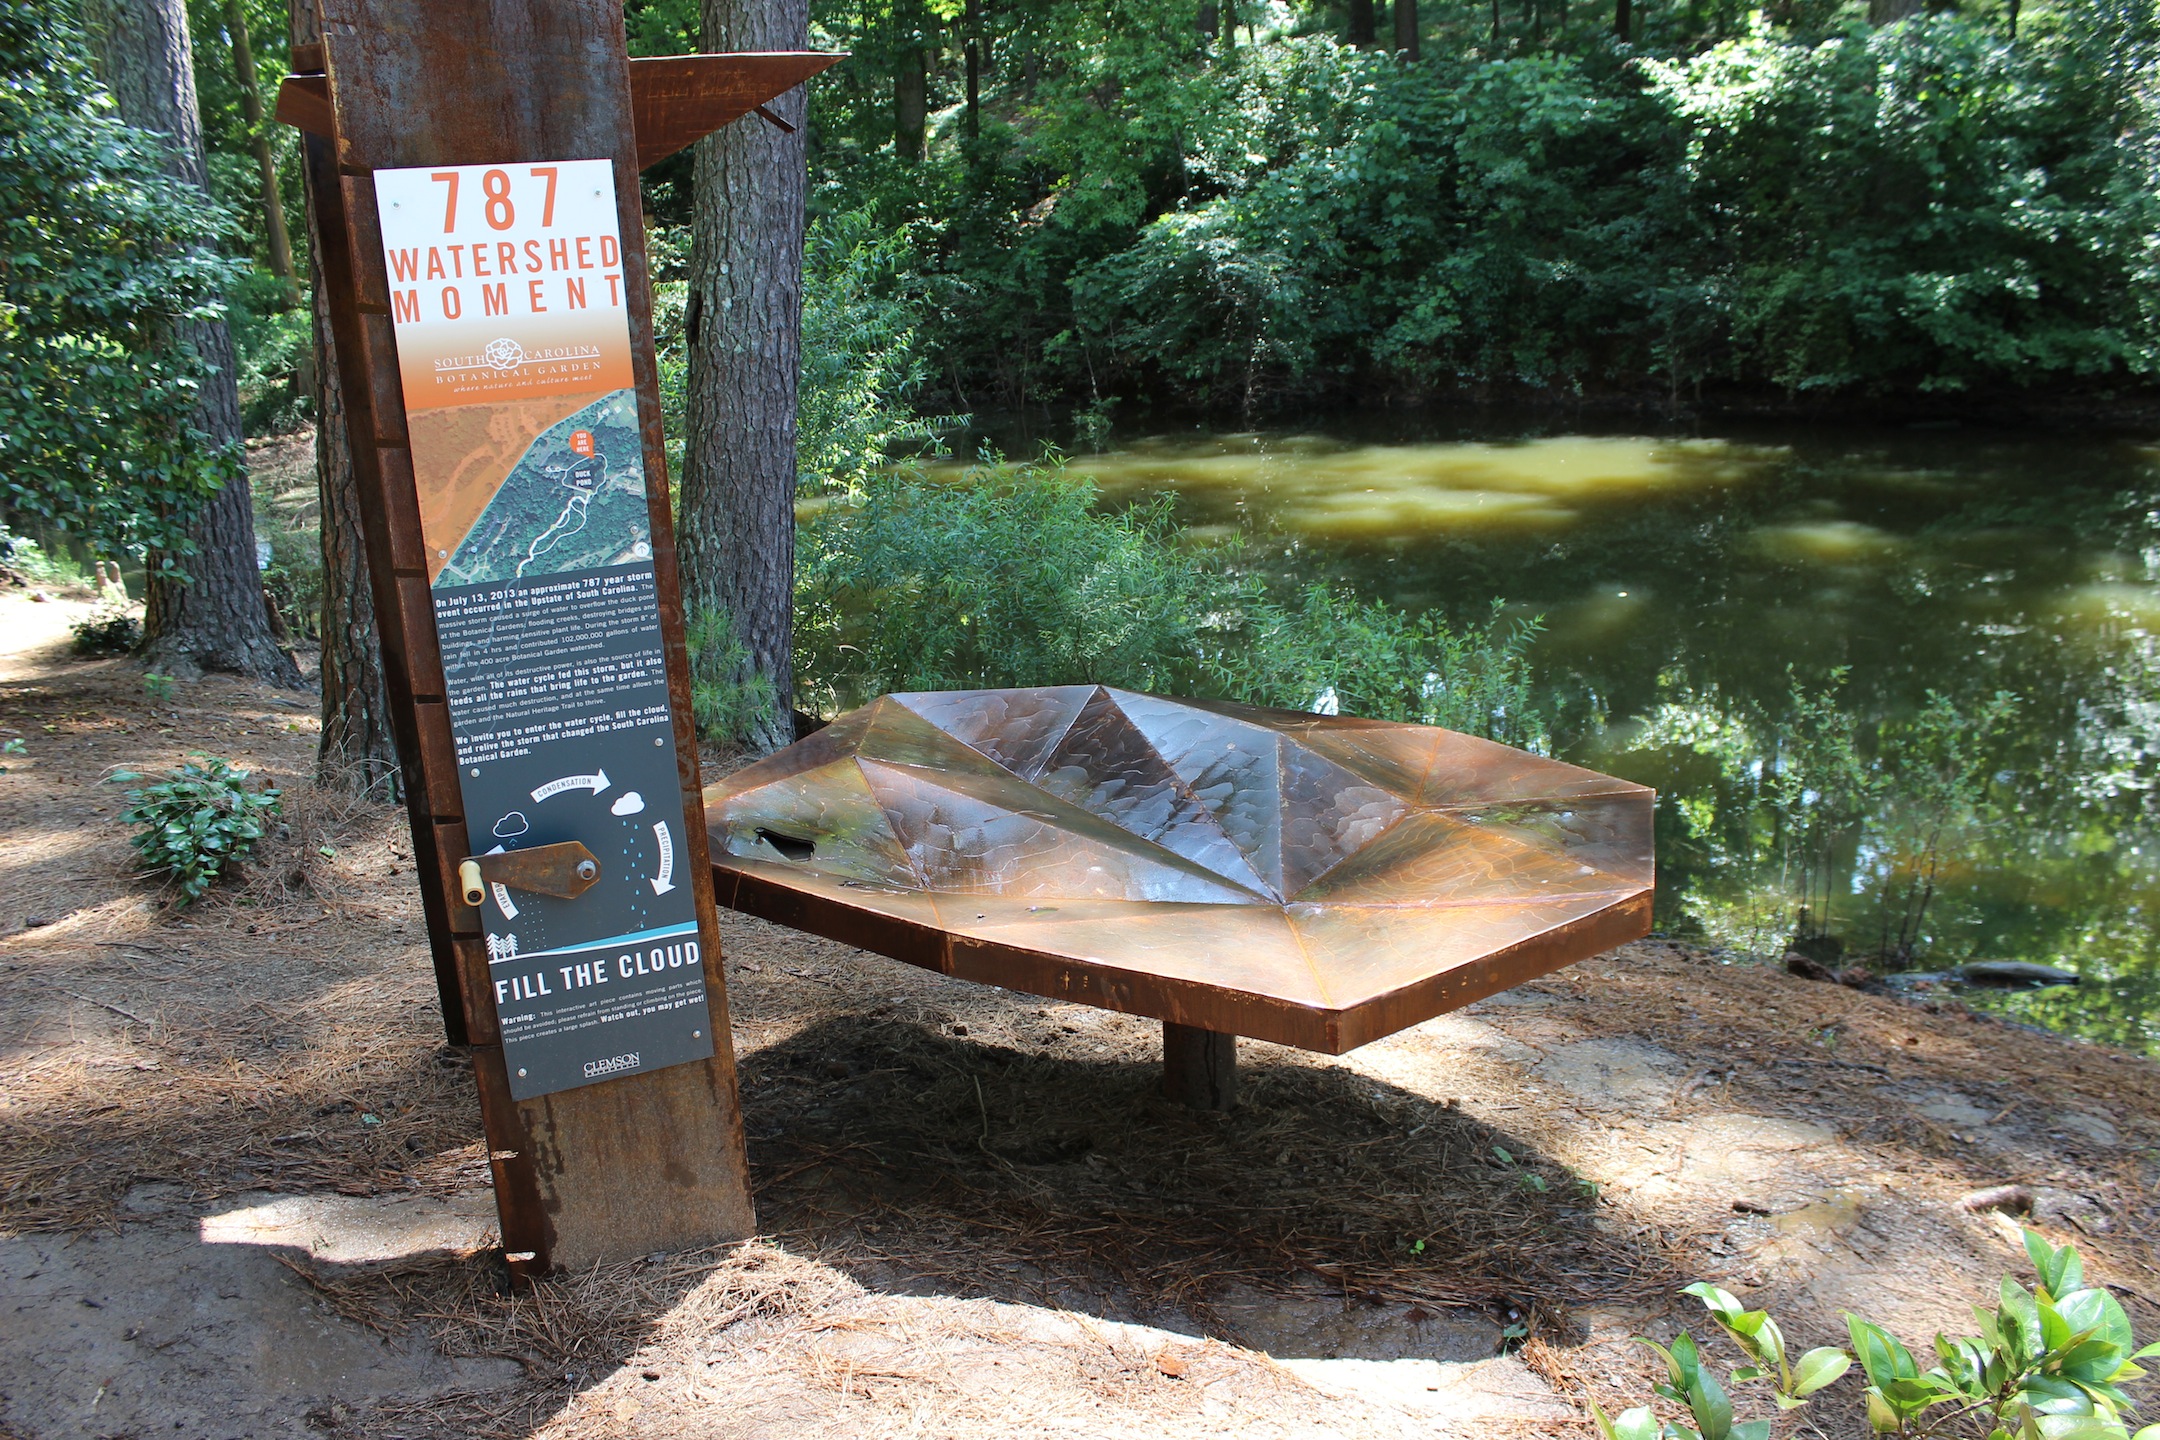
375;158;713;1100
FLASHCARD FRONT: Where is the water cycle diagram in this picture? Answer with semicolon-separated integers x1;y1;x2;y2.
476;762;683;957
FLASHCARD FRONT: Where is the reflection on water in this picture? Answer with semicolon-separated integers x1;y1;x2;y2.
1049;419;2160;1055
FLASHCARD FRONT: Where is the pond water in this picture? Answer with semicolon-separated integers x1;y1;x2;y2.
1047;417;2160;1055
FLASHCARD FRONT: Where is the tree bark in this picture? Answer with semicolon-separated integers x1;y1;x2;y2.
1614;0;1633;38
1868;0;1922;20
963;0;980;139
895;39;928;161
291;1;399;798
681;0;809;756
220;0;298;309
1348;0;1377;45
1394;0;1420;57
85;0;299;686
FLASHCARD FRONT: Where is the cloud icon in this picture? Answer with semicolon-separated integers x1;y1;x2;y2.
492;811;530;839
610;791;645;817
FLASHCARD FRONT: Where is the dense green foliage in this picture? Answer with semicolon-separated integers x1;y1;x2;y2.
112;754;282;902
0;0;243;559
789;0;2160;412
1597;1232;2160;1439
795;461;1549;747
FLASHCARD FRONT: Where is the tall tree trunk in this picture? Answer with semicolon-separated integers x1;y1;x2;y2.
895;39;927;161
681;0;809;756
1348;0;1376;44
292;0;399;797
1868;0;1922;19
220;0;298;310
1614;0;1632;38
1394;0;1420;58
85;0;299;685
963;0;980;139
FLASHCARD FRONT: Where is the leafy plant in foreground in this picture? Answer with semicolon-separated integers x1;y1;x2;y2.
111;756;281;902
1591;1231;2160;1440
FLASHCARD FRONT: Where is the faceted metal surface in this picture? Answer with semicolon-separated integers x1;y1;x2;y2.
706;689;1654;1053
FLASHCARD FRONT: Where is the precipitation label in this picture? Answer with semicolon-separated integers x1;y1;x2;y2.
375;158;714;1101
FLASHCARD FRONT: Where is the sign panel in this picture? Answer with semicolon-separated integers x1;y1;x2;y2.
373;158;714;1100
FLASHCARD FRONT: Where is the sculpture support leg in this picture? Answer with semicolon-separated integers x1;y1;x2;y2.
1162;1022;1236;1110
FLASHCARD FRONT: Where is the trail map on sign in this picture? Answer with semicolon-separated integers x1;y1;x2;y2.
374;157;713;1101
434;390;650;586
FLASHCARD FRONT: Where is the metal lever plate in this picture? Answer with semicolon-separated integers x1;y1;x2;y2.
458;841;601;907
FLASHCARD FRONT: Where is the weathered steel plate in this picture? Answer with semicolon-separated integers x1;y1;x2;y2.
707;689;1654;1053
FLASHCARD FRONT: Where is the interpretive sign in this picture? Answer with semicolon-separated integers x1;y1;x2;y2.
373;158;712;1099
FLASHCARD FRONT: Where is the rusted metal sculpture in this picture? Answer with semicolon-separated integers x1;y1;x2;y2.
708;687;1653;1104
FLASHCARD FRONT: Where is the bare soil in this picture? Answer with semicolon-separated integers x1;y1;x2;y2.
2;581;2157;1440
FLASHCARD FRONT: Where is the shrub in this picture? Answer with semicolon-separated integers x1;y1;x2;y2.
1593;1230;2160;1440
260;525;322;641
795;462;1551;748
69;605;140;656
1221;590;1550;754
111;756;282;903
0;0;242;562
0;526;86;586
797;209;964;495
795;462;1238;713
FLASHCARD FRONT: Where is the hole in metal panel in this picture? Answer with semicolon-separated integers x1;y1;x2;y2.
756;828;816;862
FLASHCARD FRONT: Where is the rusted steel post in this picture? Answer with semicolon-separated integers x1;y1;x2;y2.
1162;1022;1237;1111
281;0;833;1273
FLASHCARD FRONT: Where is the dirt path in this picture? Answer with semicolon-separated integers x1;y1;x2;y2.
2;584;2156;1439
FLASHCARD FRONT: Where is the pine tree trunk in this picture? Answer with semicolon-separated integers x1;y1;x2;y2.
680;0;809;756
1395;0;1421;56
963;0;981;138
85;0;299;686
895;41;928;161
293;2;399;799
1348;0;1377;44
221;0;298;309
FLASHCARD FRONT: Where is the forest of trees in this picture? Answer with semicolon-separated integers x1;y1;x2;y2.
3;0;2158;778
743;0;2159;415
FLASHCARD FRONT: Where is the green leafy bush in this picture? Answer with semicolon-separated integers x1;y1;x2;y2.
0;527;85;586
796;462;1550;748
0;0;243;560
797;209;964;496
796;462;1228;711
112;756;281;903
1593;1231;2160;1440
801;2;2160;409
259;525;323;641
69;605;141;656
1218;590;1549;754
